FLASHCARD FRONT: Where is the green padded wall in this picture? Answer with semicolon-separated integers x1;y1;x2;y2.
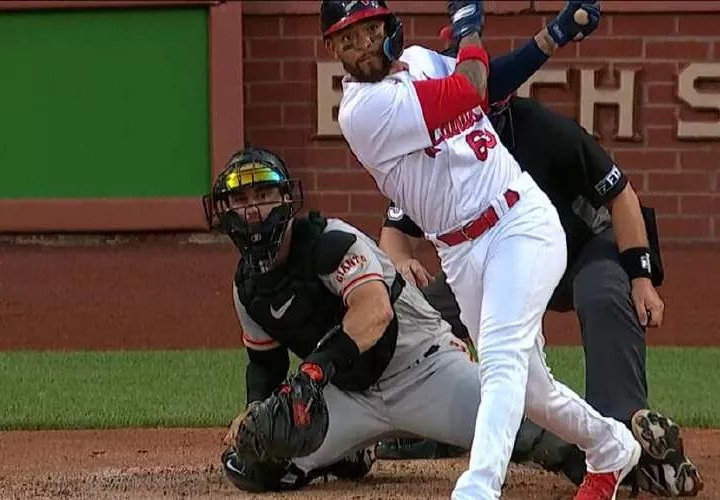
0;8;210;198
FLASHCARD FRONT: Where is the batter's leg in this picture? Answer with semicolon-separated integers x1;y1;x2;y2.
293;384;391;473
422;270;586;485
450;200;569;499
571;229;648;424
520;333;640;484
451;197;639;499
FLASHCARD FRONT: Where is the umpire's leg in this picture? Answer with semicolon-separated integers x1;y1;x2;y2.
569;228;649;424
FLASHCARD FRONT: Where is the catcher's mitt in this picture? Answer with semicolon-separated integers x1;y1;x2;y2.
235;371;329;461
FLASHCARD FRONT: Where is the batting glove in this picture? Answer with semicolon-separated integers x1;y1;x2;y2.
546;1;601;47
447;0;485;39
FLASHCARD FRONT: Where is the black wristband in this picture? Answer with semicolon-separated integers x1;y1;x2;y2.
302;326;360;385
619;247;652;280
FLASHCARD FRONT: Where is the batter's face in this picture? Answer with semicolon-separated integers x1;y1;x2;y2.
325;18;390;83
226;185;286;226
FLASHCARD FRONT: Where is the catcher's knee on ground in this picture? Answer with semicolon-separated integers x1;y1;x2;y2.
222;446;377;492
376;438;467;460
307;445;377;481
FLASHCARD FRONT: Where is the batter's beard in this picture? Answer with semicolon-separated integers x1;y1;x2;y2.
343;55;391;83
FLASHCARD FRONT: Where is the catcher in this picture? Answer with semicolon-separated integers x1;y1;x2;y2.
205;146;598;493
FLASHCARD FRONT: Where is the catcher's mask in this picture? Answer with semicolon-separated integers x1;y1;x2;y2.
203;146;303;273
321;0;404;63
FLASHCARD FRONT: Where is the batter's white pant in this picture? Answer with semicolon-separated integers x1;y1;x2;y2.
433;172;638;499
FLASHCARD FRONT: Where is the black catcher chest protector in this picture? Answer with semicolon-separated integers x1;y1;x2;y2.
235;212;403;391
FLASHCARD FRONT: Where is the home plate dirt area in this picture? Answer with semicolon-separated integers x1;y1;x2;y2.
1;241;719;498
1;428;719;499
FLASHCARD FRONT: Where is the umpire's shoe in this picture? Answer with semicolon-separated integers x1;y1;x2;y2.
631;409;704;497
376;438;467;460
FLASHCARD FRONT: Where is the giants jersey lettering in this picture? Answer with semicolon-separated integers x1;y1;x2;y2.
235;218;447;355
339;45;523;235
235;219;392;351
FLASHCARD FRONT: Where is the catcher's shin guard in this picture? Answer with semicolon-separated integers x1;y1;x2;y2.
511;419;586;486
376;438;467;460
309;445;377;481
631;409;703;497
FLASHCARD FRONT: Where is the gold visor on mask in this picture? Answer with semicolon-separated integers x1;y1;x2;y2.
225;162;282;189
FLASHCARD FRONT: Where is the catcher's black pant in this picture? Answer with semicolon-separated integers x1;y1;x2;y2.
422;228;649;425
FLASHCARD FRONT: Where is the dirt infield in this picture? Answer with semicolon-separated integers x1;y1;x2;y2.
1;428;718;499
1;239;719;498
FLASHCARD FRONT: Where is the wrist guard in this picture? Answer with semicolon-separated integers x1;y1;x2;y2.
301;325;361;386
619;247;652;280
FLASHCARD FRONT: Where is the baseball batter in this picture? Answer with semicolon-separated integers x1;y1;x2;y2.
325;1;641;498
206;146;588;494
379;95;703;497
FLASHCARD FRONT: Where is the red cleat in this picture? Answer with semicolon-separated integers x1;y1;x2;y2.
574;442;641;500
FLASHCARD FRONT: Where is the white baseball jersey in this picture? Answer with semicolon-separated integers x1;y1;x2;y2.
339;45;523;235
235;218;449;374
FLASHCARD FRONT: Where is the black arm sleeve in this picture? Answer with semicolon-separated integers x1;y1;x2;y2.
486;39;550;104
245;345;289;405
382;202;424;238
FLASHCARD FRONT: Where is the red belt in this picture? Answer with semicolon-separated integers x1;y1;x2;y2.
437;190;520;247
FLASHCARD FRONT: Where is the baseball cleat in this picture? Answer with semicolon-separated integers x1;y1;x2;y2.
310;445;377;481
631;409;704;497
573;440;641;500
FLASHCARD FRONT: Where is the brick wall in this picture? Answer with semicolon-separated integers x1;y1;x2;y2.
242;10;720;242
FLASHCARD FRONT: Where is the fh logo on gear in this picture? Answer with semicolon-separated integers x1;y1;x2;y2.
335;254;369;284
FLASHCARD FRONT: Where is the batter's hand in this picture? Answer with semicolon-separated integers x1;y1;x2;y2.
447;1;485;39
631;277;664;328
396;259;434;288
546;1;601;47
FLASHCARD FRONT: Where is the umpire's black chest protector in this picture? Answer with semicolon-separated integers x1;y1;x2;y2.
235;213;401;390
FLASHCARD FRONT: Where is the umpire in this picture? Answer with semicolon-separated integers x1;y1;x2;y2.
378;95;667;464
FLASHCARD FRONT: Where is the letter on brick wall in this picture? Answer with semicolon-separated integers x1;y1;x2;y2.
516;69;569;99
677;63;720;140
579;68;639;140
316;61;344;137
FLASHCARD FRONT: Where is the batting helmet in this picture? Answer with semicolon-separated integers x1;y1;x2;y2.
320;0;404;61
203;146;303;272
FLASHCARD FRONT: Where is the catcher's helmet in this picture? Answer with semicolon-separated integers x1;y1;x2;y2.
321;0;404;61
203;146;303;272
